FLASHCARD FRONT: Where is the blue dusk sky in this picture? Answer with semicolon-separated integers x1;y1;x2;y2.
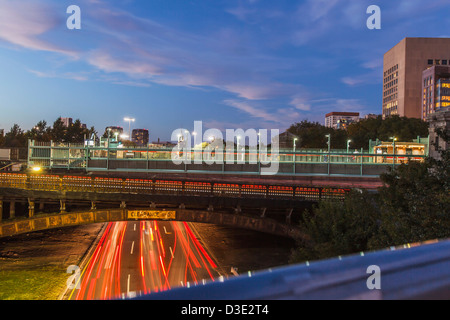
0;0;449;141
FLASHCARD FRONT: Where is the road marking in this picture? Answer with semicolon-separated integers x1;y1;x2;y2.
134;223;136;231
163;226;171;234
169;246;174;258
130;241;135;254
127;274;131;294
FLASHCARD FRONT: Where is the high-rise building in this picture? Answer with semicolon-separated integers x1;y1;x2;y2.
325;112;360;129
422;65;450;119
382;37;450;119
132;129;149;146
61;117;73;127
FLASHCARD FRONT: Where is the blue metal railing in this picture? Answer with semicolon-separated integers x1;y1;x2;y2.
135;239;450;300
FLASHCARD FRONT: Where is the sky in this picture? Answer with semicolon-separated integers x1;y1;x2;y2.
0;0;449;141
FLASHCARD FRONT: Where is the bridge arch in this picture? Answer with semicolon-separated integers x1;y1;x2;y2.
0;208;305;240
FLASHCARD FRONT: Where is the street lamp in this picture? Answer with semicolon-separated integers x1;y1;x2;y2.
390;136;397;166
124;117;135;139
293;138;298;152
325;134;331;153
347;139;352;162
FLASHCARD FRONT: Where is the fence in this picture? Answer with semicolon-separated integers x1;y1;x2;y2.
27;140;427;177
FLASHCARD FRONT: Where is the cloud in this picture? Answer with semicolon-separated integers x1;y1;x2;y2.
0;1;77;57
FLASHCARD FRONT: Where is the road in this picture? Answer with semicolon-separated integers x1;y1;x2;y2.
67;221;222;300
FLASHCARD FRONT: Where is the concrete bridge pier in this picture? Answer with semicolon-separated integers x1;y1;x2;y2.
91;201;97;210
260;207;267;218
60;200;66;213
120;201;126;209
28;198;35;218
286;208;294;224
38;201;45;213
0;198;2;222
10;201;15;219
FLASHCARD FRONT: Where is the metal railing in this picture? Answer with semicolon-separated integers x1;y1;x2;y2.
136;239;450;300
0;172;349;201
27;140;427;177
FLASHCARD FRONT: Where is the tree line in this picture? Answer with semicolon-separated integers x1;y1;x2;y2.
289;128;450;263
0;118;97;148
287;115;429;150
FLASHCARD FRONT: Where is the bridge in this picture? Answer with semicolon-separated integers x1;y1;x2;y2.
27;139;426;177
0;172;360;238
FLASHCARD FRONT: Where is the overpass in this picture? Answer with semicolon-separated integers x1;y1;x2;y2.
0;172;359;238
27;139;425;178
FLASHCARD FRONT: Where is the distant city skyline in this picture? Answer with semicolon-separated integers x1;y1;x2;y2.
1;0;450;141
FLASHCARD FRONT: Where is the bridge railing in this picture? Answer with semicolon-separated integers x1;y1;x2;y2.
27;140;427;177
0;172;350;201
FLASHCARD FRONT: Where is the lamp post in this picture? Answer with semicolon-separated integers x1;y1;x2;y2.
325;134;331;175
124;117;135;140
347;139;352;162
390;136;397;167
293;138;298;174
325;134;331;153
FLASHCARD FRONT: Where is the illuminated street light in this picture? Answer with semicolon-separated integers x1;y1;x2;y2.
32;166;42;172
390;136;397;166
325;134;331;152
124;117;135;139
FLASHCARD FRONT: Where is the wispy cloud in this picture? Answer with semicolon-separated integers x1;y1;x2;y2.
0;1;77;57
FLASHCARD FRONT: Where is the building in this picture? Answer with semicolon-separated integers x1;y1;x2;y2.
336;119;355;130
61;117;73;127
149;138;176;149
325;112;360;129
382;37;450;119
422;65;450;119
132;129;149;146
427;109;450;160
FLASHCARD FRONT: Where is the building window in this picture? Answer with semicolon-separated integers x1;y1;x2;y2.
428;59;433;65
443;60;448;65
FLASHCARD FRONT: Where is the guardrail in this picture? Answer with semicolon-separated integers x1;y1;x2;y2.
137;239;450;300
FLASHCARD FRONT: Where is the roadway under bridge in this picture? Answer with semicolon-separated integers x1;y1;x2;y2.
0;172;367;238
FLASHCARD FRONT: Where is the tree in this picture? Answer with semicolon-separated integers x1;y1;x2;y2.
370;128;450;248
289;190;379;263
4;124;26;147
26;120;51;142
287;120;348;149
290;129;450;263
50;117;66;142
346;115;429;149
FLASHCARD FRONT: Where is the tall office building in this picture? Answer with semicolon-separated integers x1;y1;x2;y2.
382;37;450;119
61;117;73;127
422;65;450;119
132;129;149;146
